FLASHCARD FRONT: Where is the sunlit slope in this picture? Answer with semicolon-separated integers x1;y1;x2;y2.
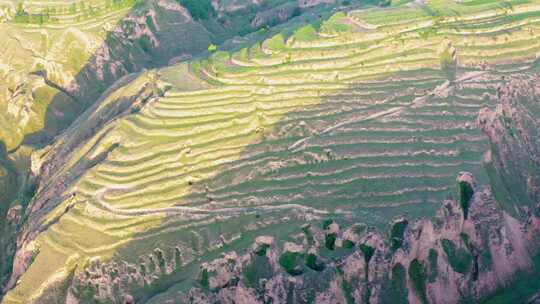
6;0;540;302
0;0;334;151
0;0;143;150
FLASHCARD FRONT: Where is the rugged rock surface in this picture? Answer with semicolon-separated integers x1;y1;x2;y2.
65;175;540;303
478;75;540;218
158;180;540;304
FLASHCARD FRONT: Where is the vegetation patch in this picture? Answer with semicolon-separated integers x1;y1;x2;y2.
383;263;408;304
342;239;355;249
177;0;214;20
441;239;472;274
322;219;334;230
254;244;270;256
293;25;319;42
458;181;474;219
200;268;210;288
325;233;337;251
305;253;325;272
302;225;315;246
244;255;273;289
279;251;304;276
409;259;428;304
390;219;408;251
359;244;375;264
427;248;439;282
265;34;286;51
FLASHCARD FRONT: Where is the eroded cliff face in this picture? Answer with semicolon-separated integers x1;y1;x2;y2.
478;75;540;218
121;177;540;304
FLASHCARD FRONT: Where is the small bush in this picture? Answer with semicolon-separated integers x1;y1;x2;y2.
244;255;273;288
325;233;337;250
254;244;269;256
390;219;408;251
200;268;209;288
409;259;428;303
359;244;375;264
458;181;474;219
386;263;408;304
279;251;303;276
342;239;355;249
441;239;472;274
305;253;325;271
177;0;214;20
322;218;334;230
207;44;217;52
427;249;438;282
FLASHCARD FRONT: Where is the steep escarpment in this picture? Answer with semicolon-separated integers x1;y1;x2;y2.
62;172;540;303
478;75;540;218
150;177;540;304
2;70;171;300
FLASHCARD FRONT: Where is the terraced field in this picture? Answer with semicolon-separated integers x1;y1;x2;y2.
5;0;540;302
0;0;148;150
0;0;306;151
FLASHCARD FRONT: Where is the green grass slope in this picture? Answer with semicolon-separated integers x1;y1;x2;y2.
5;0;540;302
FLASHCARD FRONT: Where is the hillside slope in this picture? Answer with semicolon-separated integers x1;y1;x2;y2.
0;0;352;298
3;0;540;303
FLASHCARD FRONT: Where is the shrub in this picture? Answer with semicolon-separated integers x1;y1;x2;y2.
409;259;428;303
325;233;337;250
359;244;375;264
207;44;217;52
279;251;303;275
390;219;408;251
200;268;209;287
441;239;472;274
305;253;325;271
427;248;438;282
322;218;334;230
386;263;408;304
458;181;474;219
342;239;355;249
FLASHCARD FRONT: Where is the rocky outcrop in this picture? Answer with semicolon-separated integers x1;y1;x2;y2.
251;2;301;28
61;172;540;303
150;177;539;304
